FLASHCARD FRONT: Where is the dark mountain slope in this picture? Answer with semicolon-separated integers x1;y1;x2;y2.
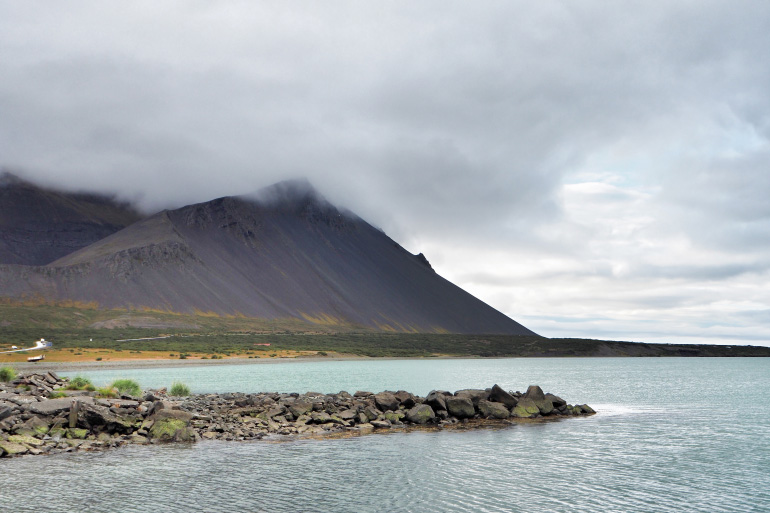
0;179;535;335
0;172;142;265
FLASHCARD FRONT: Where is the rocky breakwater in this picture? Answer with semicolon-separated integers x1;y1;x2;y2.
0;373;595;458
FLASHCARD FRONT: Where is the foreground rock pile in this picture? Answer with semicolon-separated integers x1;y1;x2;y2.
0;372;595;457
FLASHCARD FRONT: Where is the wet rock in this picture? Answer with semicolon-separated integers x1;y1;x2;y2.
405;404;435;425
78;403;136;434
394;391;416;408
512;398;540;418
14;415;50;436
477;400;510;419
374;392;399;412
489;385;518;409
0;440;28;456
149;418;196;443
289;402;313;417
455;389;488;406
445;396;475;419
545;394;566;408
425;391;448;412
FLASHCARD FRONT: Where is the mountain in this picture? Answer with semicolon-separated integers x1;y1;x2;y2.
0;172;142;265
0;179;535;335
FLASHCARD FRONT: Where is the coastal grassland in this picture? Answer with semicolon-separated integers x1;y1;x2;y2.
2;303;770;360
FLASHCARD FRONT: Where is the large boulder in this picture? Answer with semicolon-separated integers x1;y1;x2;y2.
14;415;50;436
30;396;94;416
0;440;28;456
78;403;136;434
455;389;488;406
477;400;510;419
405;404;435;425
289;401;313;418
374;392;399;412
445;396;475;419
522;385;546;402
545;393;566;408
425;391;448;412
512;398;540;418
394;391;416;408
522;385;553;415
489;385;518;409
149;418;196;442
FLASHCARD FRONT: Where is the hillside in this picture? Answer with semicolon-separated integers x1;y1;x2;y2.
0;179;535;335
0;172;142;265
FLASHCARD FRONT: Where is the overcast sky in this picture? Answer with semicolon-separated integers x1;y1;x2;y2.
2;2;769;345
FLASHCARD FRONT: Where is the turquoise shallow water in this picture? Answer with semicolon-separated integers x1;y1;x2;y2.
2;358;769;513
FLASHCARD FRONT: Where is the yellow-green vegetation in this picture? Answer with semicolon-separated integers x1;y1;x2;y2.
48;391;68;398
3;302;770;358
169;382;191;396
110;379;141;397
66;375;94;391
0;365;17;382
95;386;118;398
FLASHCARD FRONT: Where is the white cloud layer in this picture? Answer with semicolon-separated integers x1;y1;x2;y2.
1;1;769;345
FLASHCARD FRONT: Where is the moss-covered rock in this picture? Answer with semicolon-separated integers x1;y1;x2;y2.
0;440;28;456
446;396;475;419
512;398;540;418
149;418;196;443
67;428;89;439
478;400;510;419
405;404;435;425
384;411;405;423
8;434;44;447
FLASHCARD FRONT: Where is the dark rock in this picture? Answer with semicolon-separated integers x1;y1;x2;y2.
353;391;373;397
149;418;196;443
545;394;566;408
445;396;475;419
374;392;399;412
477;400;510;419
0;405;13;421
512;398;540;418
455;389;489;406
310;411;332;424
394;391;416;408
425;391;448;412
579;404;595;414
522;385;546;402
489;384;518;409
79;403;135;434
30;397;92;416
405;404;435;425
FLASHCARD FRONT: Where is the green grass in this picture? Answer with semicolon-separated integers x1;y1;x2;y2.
110;379;141;397
0;365;17;382
169;381;191;397
48;390;68;398
95;386;118;398
2;302;770;358
66;375;93;390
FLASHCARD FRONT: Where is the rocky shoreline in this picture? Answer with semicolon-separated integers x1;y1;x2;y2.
0;372;595;458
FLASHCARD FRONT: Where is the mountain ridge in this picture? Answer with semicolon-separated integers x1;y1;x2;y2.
0;178;535;335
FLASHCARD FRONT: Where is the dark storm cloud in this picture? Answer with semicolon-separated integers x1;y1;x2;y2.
1;1;769;343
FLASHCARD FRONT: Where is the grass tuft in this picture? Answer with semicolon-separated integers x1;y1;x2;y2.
169;381;191;397
95;386;118;398
0;365;17;382
110;378;141;397
66;375;93;390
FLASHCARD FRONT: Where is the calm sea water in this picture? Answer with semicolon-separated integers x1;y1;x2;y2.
2;358;769;513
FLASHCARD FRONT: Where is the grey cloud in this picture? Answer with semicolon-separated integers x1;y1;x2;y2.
2;1;770;344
